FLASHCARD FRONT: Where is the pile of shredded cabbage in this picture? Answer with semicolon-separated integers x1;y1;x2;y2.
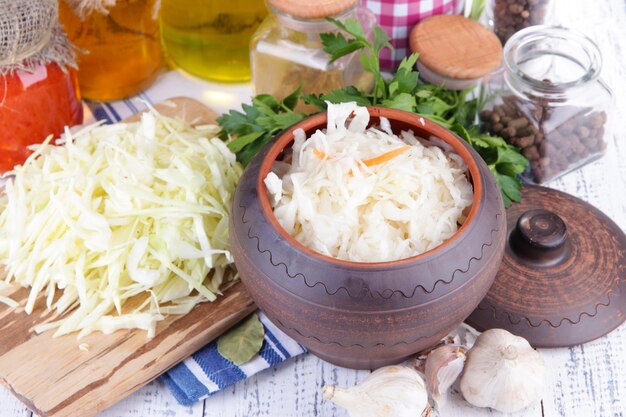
264;102;473;262
0;109;241;338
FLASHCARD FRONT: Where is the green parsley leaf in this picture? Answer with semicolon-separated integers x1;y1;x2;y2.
217;107;259;138
327;17;368;43
282;86;301;111
416;96;453;116
227;131;265;153
320;86;373;107
321;32;366;63
497;162;526;177
343;17;367;40
421;113;453;128
493;171;522;208
388;55;420;97
451;124;527;204
382;93;417;112
496;146;529;166
451;123;472;143
237;133;273;167
257;111;304;132
373;26;393;53
252;95;280;115
398;53;419;72
470;132;509;149
301;93;328;111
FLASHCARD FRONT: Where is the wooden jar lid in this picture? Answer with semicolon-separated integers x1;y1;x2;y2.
409;15;503;80
267;0;357;19
466;185;626;347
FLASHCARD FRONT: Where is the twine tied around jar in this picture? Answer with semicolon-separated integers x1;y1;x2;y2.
64;0;161;19
0;0;76;75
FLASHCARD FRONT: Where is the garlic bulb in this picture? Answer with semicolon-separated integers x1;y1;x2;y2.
460;328;546;413
323;365;430;417
425;345;466;409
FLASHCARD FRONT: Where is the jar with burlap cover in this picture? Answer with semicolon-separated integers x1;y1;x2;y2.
0;0;83;174
0;0;76;74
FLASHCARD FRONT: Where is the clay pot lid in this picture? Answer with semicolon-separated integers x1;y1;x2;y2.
466;185;626;347
409;15;503;80
267;0;357;19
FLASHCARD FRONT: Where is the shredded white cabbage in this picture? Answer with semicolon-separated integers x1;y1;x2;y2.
264;102;473;262
0;109;242;338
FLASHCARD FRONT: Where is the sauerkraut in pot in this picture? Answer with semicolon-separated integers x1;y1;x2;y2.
264;102;473;263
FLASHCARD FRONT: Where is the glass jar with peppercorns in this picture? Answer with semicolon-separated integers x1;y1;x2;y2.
480;26;613;184
484;0;553;45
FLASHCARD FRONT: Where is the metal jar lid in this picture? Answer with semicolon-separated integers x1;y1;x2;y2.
466;185;626;347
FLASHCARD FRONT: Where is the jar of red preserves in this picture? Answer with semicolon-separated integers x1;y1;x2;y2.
0;0;83;173
0;64;83;173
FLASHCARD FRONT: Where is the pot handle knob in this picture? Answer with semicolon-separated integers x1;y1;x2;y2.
508;209;571;266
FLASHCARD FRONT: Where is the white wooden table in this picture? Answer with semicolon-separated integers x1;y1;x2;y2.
2;0;625;415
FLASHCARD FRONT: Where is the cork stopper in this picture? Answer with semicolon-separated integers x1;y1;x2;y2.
267;0;357;19
409;15;502;80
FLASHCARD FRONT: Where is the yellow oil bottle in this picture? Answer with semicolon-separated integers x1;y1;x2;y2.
160;0;267;82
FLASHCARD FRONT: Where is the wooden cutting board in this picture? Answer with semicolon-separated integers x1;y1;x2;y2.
0;98;256;417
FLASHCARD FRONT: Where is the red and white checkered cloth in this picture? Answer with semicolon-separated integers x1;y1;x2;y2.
363;0;465;70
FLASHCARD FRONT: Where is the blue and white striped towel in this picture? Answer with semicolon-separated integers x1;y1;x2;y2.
162;312;306;405
87;73;307;405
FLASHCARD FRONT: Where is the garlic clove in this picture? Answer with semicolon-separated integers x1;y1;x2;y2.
424;345;466;410
451;322;481;348
323;365;430;417
460;328;547;413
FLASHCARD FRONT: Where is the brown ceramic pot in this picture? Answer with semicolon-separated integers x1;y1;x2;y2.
230;107;507;369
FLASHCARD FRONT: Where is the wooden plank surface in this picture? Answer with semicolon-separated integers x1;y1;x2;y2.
0;98;256;417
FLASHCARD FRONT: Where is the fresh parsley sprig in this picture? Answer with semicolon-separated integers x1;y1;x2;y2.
321;18;392;104
217;88;305;166
217;17;529;207
454;124;528;207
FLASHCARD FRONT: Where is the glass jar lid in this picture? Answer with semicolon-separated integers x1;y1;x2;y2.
267;0;357;20
504;25;603;96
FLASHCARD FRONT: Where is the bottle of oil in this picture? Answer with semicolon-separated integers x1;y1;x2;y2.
160;0;267;83
59;0;163;101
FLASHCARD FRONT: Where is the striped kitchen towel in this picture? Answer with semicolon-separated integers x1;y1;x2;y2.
162;312;306;405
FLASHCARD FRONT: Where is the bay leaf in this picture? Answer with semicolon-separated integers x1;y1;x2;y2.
217;313;265;365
